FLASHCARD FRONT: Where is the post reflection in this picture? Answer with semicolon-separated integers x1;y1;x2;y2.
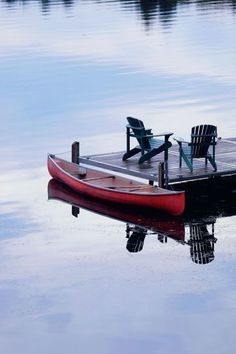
48;178;236;264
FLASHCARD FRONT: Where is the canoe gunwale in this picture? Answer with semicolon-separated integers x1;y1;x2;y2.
48;154;183;197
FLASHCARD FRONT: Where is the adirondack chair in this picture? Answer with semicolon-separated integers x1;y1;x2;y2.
122;117;173;164
174;125;217;172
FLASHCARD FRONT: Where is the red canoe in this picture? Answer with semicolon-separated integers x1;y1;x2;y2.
47;154;185;216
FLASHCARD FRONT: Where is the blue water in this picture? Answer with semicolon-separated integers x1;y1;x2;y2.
0;1;236;353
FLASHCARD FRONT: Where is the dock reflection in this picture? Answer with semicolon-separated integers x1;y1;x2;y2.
47;178;235;264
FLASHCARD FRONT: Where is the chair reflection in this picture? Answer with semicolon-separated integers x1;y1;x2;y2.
126;225;147;253
125;220;217;263
187;221;217;264
126;224;168;253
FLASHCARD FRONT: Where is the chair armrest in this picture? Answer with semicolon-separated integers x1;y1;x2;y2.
151;132;173;139
173;137;190;144
145;129;152;135
126;125;172;140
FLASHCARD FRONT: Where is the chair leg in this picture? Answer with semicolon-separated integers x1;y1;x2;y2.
122;147;141;161
138;145;167;164
138;150;153;164
179;150;182;168
208;156;217;171
181;153;193;172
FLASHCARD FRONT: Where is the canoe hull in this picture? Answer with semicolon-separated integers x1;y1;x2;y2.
47;155;185;216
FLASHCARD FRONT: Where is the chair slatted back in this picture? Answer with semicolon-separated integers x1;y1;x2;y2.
190;224;215;264
191;125;217;158
127;117;151;150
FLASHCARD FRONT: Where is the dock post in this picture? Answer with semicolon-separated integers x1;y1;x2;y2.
126;126;130;153
71;141;80;164
158;162;165;188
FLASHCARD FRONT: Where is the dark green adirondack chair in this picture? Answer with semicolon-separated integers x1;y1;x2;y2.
174;125;217;172
122;117;173;164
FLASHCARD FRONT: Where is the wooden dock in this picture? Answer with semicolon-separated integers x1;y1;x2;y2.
79;138;236;185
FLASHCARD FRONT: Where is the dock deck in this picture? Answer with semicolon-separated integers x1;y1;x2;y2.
79;138;236;184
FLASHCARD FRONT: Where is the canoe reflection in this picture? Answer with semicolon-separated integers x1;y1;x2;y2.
48;179;218;264
48;179;185;241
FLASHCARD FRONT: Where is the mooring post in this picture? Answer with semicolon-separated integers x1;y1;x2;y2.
158;162;165;188
71;141;80;164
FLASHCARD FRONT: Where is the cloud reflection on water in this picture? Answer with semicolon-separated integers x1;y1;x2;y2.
0;0;235;161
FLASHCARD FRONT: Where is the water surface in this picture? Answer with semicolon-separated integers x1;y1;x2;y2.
0;1;236;353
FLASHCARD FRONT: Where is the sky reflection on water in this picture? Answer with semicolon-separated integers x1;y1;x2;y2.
1;0;236;172
0;169;236;354
0;0;236;353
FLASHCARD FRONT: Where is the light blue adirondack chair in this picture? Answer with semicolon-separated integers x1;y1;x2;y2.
174;124;217;172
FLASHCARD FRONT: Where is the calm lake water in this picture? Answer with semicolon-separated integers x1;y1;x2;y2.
0;1;236;353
